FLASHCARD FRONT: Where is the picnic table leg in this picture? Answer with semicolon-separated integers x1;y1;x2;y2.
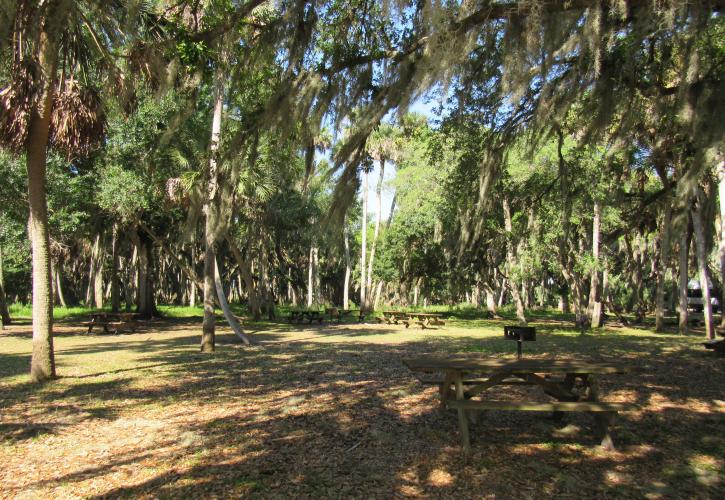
439;372;454;413
582;375;616;450
452;371;471;454
87;320;95;334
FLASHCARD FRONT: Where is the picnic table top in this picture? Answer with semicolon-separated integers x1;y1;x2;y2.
402;354;633;374
407;312;443;317
90;312;141;319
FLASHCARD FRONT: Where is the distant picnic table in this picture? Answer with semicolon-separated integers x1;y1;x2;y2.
402;354;637;453
378;311;445;328
324;307;361;323
85;312;142;334
288;310;324;324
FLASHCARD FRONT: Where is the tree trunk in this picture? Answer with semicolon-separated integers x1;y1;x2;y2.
0;245;11;327
201;62;225;353
502;197;526;325
111;225;120;313
678;224;691;334
92;232;104;309
135;235;155;318
718;159;725;327
307;244;314;307
360;168;369;308
588;200;603;328
54;263;67;308
213;258;252;344
655;203;673;332
226;236;260;320
343;220;351;309
27;29;57;382
367;159;385;298
691;189;715;339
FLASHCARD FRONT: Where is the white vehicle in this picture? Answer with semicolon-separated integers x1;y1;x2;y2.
687;279;720;313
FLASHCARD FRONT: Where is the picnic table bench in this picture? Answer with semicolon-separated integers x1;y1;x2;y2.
703;329;725;354
402;354;637;453
84;312;142;334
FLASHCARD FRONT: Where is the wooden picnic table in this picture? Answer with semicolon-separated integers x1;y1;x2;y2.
85;312;142;334
379;311;410;325
402;354;637;453
406;312;445;329
288;310;324;324
378;311;445;328
325;307;360;323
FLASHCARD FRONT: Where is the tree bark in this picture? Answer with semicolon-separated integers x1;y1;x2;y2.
0;245;11;327
307;244;315;307
691;188;715;339
678;223;691;334
655;203;673;332
360;168;369;308
718;159;725;327
201;62;224;353
588;200;603;328
54;263;67;308
225;234;260;319
92;232;104;309
135;235;155;318
502;197;526;325
111;224;120;313
343;219;351;309
213;258;253;345
27;28;57;382
367;158;385;297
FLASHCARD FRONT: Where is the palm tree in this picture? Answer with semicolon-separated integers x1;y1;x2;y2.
364;123;400;308
0;1;162;382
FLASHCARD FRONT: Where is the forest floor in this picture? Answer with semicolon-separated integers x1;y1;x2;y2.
1;311;723;498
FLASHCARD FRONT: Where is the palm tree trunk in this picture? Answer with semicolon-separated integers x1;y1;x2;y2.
213;258;252;345
27;29;57;382
54;263;67;308
201;62;224;353
655;203;673;332
343;220;351;309
92;232;104;309
111;225;120;313
0;245;11;327
678;225;691;335
360;169;368;308
307;244;314;307
367;159;385;296
588;200;603;328
718;159;725;327
691;189;715;339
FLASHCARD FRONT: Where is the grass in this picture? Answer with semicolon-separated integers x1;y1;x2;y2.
1;307;723;497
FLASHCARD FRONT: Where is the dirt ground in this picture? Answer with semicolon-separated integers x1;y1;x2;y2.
1;317;723;498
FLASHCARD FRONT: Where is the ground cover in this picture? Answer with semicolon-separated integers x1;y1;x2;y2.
1;310;723;498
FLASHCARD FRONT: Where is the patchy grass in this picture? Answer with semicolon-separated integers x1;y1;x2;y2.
0;311;723;498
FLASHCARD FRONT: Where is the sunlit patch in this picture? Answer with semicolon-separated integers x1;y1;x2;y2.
604;470;633;486
427;468;454;486
689;454;721;487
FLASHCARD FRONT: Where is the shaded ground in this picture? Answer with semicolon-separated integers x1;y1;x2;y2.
1;314;723;498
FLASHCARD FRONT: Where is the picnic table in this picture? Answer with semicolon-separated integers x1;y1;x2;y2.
288;310;324;324
85;312;142;334
378;311;445;328
325;307;360;323
402;354;637;453
379;311;410;325
406;312;445;329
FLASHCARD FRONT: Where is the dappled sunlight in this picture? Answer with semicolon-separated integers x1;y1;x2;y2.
2;316;724;497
